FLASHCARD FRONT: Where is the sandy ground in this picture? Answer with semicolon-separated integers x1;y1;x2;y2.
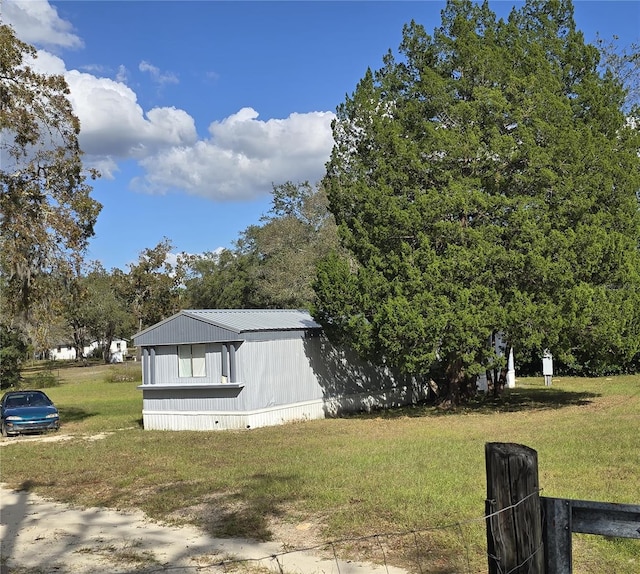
0;485;412;574
0;435;408;574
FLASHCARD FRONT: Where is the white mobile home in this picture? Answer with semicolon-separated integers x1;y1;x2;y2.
48;339;129;362
49;343;77;361
134;309;428;431
84;339;129;362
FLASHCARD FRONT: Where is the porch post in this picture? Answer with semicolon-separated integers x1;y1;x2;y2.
221;343;229;383
229;343;236;383
142;347;149;385
149;346;156;385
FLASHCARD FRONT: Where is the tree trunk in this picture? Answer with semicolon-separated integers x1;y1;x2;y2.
445;356;467;405
72;325;85;363
103;335;114;364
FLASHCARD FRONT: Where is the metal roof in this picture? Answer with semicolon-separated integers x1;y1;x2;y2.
181;309;321;333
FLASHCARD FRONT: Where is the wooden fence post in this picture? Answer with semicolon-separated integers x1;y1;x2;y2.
486;442;544;574
541;497;572;573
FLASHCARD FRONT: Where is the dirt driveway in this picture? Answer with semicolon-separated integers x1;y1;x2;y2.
0;434;408;574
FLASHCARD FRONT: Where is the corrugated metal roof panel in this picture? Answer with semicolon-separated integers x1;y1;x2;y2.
134;313;241;346
182;309;321;332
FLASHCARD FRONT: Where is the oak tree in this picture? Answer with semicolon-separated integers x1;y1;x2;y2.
0;24;101;323
183;181;339;310
183;248;265;310
247;181;339;308
120;239;185;332
76;265;135;363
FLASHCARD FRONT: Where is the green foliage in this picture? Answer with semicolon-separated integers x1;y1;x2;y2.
56;240;182;365
24;367;60;389
596;36;640;112
184;248;266;310
0;324;27;389
75;265;136;363
119;238;185;331
0;24;102;323
183;181;339;309
246;181;340;308
314;0;640;401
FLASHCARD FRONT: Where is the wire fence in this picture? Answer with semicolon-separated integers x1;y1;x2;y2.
135;490;544;574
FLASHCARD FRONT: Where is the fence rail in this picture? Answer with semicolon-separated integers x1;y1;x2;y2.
486;442;640;574
542;496;640;573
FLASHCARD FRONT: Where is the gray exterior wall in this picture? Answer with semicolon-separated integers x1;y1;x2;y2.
136;314;240;346
137;311;428;431
141;335;317;416
234;334;324;408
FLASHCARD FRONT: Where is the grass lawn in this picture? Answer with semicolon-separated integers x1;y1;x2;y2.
1;363;638;573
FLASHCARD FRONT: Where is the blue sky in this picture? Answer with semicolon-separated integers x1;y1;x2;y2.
5;1;639;271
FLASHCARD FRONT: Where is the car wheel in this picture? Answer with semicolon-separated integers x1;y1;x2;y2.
1;422;8;438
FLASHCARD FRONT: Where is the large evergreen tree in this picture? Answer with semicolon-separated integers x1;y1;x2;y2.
314;0;640;402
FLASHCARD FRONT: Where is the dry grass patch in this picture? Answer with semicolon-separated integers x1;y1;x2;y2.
75;539;159;566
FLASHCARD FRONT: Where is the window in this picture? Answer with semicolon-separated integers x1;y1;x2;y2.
178;344;206;378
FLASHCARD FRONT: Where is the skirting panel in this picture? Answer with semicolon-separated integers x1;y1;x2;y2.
141;383;429;431
142;399;327;431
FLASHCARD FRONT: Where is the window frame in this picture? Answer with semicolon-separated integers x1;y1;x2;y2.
178;344;207;378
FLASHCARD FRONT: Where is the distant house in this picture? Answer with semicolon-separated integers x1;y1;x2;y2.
49;343;76;361
48;338;128;362
84;339;129;362
134;309;428;431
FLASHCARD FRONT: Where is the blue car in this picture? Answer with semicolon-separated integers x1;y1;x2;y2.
1;390;60;437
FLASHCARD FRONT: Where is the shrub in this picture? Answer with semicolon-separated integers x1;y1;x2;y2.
26;369;60;389
0;325;28;389
105;365;141;383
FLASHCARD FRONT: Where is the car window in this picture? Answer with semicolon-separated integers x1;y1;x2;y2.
29;394;50;406
6;396;29;408
4;393;51;408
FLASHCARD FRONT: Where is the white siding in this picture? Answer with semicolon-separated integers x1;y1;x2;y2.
142;399;326;431
83;339;128;357
50;345;76;360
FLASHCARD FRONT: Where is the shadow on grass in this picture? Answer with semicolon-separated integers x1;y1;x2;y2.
347;387;600;420
212;472;301;541
57;406;95;423
467;387;600;414
16;479;38;492
157;472;301;541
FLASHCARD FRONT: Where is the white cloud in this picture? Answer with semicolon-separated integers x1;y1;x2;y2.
5;1;335;198
133;108;335;200
115;65;128;83
65;70;197;162
139;60;179;85
3;0;83;50
24;48;66;75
